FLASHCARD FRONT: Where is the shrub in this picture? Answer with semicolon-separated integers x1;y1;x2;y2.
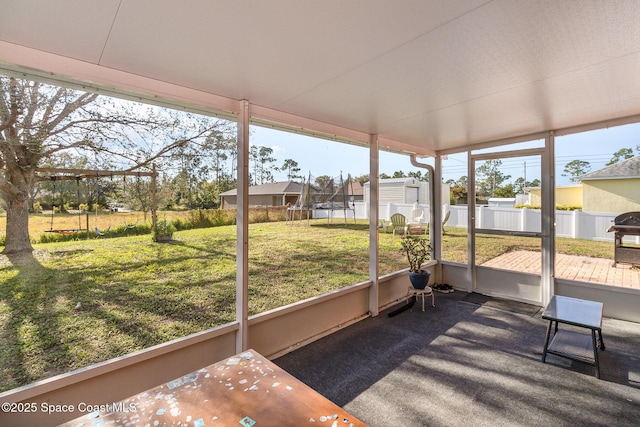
153;219;176;242
248;206;287;223
556;205;582;211
171;209;237;231
39;231;87;244
31;202;43;213
514;204;581;211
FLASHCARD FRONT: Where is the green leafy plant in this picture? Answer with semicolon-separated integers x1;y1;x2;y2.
400;235;432;273
153;219;176;241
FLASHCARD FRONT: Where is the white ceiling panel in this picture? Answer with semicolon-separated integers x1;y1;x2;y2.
0;0;121;63
99;0;487;105
0;0;639;154
279;0;640;147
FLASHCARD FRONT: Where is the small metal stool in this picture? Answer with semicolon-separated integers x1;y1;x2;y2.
407;286;435;311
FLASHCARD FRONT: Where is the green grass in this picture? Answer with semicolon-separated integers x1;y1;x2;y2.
0;221;613;391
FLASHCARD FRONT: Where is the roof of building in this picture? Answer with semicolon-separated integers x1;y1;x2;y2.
220;181;303;197
351;181;365;196
579;155;640;181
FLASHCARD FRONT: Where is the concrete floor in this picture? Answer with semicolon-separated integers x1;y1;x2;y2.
276;291;640;427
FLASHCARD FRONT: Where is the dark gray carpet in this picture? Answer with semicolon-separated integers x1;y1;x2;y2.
460;292;543;316
276;292;640;427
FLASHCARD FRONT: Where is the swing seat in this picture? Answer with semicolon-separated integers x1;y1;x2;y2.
46;229;85;235
94;226;111;237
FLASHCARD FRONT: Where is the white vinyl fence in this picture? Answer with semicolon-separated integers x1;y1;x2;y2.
322;202;638;244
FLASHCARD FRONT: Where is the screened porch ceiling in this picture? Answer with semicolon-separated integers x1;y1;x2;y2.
0;0;639;155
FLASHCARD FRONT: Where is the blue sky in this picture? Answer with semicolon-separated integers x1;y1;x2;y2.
250;122;640;186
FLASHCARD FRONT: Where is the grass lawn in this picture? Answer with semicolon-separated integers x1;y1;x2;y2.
0;220;613;392
0;211;154;236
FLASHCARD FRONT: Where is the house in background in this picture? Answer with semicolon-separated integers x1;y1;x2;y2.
578;155;640;213
528;157;640;213
528;184;583;208
220;181;302;209
350;181;365;202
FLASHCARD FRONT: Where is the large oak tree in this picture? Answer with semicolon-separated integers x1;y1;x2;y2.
0;76;228;255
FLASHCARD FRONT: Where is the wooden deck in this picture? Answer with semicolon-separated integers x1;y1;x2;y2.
481;250;640;289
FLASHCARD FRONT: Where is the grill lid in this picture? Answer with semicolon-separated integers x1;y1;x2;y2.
608;211;640;234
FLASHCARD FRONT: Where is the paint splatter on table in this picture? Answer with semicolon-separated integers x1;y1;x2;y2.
58;349;366;426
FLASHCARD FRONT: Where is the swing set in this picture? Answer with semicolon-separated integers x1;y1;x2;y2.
46;175;85;234
37;166;158;237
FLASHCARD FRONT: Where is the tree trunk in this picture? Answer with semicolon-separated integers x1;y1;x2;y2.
3;190;33;254
2;161;36;255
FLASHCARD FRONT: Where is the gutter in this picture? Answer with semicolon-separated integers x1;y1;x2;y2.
410;155;437;261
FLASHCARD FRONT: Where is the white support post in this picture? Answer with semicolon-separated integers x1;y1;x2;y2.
432;156;443;262
468;151;476;293
540;131;556;306
236;100;250;353
369;134;379;316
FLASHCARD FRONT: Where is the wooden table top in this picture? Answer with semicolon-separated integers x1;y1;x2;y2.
59;349;366;426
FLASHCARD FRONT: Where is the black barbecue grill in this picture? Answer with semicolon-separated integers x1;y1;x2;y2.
607;211;640;267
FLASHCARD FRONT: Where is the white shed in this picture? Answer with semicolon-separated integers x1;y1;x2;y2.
487;197;516;207
363;178;428;205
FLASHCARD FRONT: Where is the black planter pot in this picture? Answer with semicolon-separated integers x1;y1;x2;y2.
409;270;431;289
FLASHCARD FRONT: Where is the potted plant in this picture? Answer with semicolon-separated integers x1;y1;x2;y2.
400;235;432;289
153;219;176;242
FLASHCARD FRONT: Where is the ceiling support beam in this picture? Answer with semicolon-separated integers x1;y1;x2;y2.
249;105;435;157
553;114;640;137
250;105;370;147
35;167;157;178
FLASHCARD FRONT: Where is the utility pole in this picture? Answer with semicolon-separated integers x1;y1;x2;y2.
523;161;527;194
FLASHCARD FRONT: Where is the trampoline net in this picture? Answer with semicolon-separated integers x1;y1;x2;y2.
293;173;355;210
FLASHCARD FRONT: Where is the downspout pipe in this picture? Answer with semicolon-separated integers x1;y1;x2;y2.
410;155;439;261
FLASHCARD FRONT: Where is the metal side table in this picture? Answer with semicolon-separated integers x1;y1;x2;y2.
541;295;605;378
